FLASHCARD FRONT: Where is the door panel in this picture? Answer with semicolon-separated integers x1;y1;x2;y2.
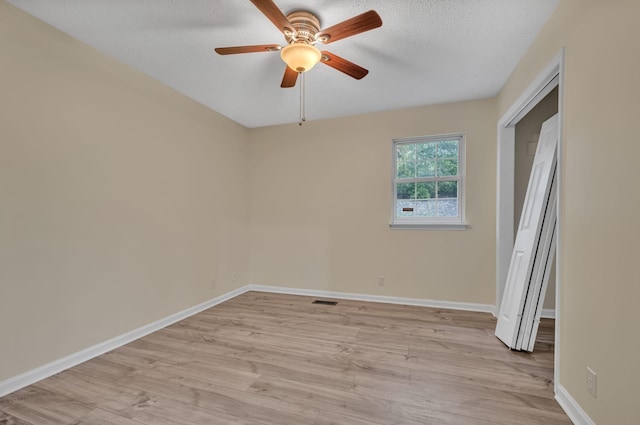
516;166;557;351
495;114;558;349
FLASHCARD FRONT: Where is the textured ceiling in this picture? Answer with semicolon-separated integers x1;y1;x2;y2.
7;0;558;128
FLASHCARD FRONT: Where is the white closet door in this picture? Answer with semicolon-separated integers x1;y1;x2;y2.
516;167;557;351
523;221;556;352
495;114;558;348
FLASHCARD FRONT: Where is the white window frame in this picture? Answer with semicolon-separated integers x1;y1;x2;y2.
390;133;467;230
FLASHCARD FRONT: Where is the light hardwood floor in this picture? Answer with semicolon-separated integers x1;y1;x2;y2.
0;291;571;425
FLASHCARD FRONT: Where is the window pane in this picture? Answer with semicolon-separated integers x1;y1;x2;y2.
393;135;464;223
397;200;417;217
415;200;438;217
416;182;436;199
437;159;458;176
397;161;415;178
438;140;458;158
436;199;459;217
416;161;436;178
417;142;437;160
437;181;458;198
397;144;416;161
396;182;415;200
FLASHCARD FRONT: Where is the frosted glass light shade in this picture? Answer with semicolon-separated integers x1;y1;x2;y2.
280;43;321;73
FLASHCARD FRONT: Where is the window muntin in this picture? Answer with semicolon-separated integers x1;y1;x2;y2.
392;134;465;227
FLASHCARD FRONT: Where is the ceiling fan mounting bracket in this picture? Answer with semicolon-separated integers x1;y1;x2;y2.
284;11;321;45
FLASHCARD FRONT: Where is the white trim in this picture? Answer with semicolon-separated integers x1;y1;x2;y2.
556;384;596;425
389;222;468;230
0;285;251;398
0;283;500;398
248;284;495;314
554;47;566;393
507;75;560;127
541;308;556;319
0;282;550;402
499;50;563;127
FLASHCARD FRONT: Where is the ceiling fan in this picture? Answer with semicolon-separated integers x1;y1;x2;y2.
215;0;383;88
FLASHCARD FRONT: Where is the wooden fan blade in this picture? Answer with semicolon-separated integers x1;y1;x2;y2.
281;66;298;88
317;10;382;44
320;51;369;80
215;44;281;55
250;0;295;34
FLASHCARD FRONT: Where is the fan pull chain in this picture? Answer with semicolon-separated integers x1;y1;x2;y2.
299;72;306;126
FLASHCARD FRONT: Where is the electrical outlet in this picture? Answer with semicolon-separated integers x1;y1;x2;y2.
586;367;597;398
210;279;217;289
377;276;385;287
232;272;237;283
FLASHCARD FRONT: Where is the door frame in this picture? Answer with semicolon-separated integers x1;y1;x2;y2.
496;48;565;390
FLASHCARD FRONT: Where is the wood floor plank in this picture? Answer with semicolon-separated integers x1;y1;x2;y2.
313;412;386;425
71;408;145;425
0;411;33;425
111;392;263;425
100;344;169;370
248;374;492;425
0;292;571;424
352;371;553;412
145;358;261;391
157;346;358;391
0;387;93;425
113;368;319;425
68;357;136;383
32;369;132;406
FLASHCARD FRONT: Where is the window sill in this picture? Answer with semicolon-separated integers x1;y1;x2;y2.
389;222;469;230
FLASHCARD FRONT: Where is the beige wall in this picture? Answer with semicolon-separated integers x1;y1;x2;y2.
514;88;558;310
249;99;497;305
498;0;640;422
0;2;250;381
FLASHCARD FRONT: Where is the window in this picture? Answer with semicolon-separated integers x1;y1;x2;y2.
391;134;466;229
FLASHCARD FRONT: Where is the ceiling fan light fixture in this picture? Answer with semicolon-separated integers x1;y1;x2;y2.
280;43;321;73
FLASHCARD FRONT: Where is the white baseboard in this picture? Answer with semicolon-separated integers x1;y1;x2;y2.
492;308;555;319
1;283;583;423
0;284;517;399
541;308;556;319
556;384;595;425
247;284;495;314
0;285;251;398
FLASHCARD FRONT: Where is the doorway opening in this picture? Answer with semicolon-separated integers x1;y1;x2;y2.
496;49;564;390
514;87;558;319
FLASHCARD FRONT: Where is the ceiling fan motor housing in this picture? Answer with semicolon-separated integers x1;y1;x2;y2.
284;12;322;44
